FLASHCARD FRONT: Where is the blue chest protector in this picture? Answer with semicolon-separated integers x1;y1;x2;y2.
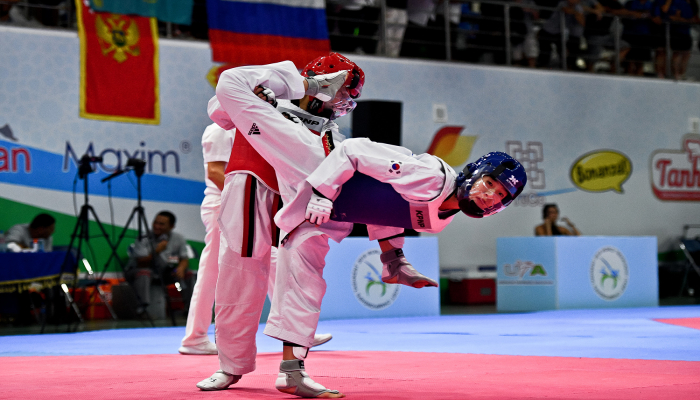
329;172;433;230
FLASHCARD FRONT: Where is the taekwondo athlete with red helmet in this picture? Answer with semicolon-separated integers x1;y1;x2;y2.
196;54;367;393
205;54;432;398
207;55;526;398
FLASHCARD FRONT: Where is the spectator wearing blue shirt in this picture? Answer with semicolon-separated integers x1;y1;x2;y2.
652;0;698;79
622;0;654;75
537;0;588;69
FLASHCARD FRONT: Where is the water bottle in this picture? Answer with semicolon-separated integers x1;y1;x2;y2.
32;238;39;253
0;231;6;253
37;238;46;253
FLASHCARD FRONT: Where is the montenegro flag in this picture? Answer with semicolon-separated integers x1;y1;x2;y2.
76;0;159;124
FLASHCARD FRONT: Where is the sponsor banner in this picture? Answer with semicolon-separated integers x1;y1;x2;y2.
0;139;204;205
351;249;401;311
77;1;160;124
320;237;439;320
5;26;700;270
89;0;194;25
499;237;657;311
589;246;629;301
425;126;477;167
570;150;632;193
650;134;700;201
500;260;554;286
497;237;558;311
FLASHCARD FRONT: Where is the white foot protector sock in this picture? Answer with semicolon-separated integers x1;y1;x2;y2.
179;340;218;355
311;333;332;347
196;370;241;391
380;249;438;288
275;360;343;398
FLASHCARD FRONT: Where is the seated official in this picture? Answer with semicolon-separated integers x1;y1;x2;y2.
124;211;193;314
5;213;56;252
535;203;581;236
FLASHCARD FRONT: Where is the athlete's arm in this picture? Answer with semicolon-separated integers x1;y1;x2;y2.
207;161;226;191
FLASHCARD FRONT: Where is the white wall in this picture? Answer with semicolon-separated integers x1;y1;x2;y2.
1;27;698;266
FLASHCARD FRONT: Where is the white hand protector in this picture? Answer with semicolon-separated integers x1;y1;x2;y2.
256;85;277;107
304;70;349;102
305;192;333;225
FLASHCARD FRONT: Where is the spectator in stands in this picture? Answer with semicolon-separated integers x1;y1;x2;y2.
535;204;581;236
583;0;631;73
652;0;697;79
473;0;507;63
400;0;446;60
0;0;42;27
0;1;14;22
510;0;540;67
326;0;381;54
125;211;193;314
5;213;55;252
622;0;654;76
28;0;62;27
537;0;587;69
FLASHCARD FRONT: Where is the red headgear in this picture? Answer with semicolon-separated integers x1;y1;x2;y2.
302;52;365;99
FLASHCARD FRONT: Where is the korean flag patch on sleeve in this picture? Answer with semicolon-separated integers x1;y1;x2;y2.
388;160;403;174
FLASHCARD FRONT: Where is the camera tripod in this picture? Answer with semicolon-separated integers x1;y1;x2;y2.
95;158;180;326
58;156;127;332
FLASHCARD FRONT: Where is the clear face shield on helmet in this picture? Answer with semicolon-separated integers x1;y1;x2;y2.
326;86;358;120
466;176;511;217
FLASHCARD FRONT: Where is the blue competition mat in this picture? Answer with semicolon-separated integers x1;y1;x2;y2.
2;306;699;361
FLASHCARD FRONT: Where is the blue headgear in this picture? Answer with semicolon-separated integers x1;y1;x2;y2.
455;152;527;218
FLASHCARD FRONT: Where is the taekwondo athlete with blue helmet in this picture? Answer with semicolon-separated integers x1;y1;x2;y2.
208;59;526;398
302;145;528;280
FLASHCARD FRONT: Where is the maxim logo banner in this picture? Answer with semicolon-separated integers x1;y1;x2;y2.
650;134;700;201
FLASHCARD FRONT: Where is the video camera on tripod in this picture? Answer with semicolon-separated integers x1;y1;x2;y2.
65;153;156;327
78;154;103;179
101;157;147;183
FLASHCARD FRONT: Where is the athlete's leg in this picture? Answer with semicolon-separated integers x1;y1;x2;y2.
180;194;220;353
263;230;330;347
214;238;271;375
264;228;345;398
197;173;277;390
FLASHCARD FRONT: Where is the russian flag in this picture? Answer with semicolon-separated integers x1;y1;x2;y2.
207;0;331;66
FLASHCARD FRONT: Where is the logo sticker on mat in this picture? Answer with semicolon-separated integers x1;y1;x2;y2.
351;249;400;310
590;246;629;301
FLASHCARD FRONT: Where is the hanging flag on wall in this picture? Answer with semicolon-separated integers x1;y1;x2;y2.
207;0;330;67
89;0;194;25
77;0;160;124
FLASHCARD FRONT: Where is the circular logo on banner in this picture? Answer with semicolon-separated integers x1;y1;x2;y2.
589;246;629;301
351;249;400;310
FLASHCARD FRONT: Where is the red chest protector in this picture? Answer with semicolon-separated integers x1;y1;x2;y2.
225;129;279;192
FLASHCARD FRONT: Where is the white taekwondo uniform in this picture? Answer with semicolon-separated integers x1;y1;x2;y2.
213;98;347;375
306;138;460;234
210;61;405;350
181;123;234;349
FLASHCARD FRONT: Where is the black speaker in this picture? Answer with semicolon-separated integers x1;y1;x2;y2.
348;101;418;237
351;100;402;145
